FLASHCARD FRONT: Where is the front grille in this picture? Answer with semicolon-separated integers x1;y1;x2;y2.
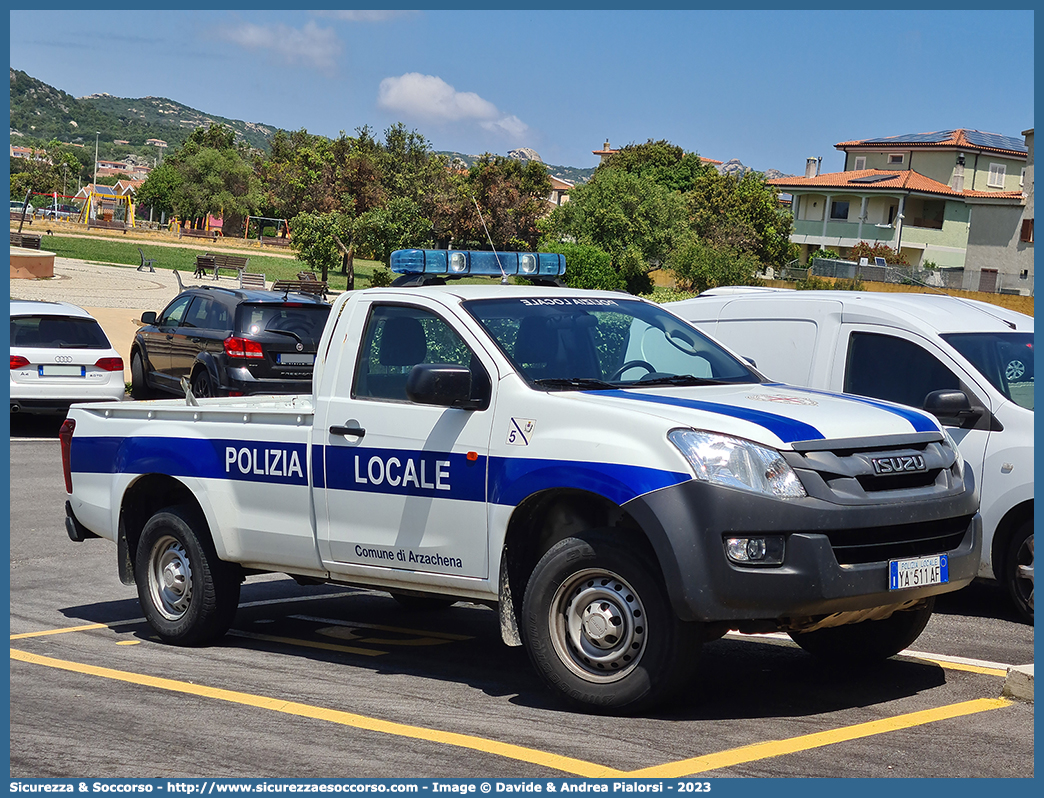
823;514;973;564
783;434;963;505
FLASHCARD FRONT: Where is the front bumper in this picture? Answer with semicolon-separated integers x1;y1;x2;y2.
623;477;981;624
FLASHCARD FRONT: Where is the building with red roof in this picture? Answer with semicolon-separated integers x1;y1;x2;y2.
768;129;1031;294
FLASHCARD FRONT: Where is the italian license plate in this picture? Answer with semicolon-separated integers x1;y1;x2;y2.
277;353;314;365
39;365;85;377
889;554;948;590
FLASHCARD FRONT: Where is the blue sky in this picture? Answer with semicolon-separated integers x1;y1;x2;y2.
9;8;1035;174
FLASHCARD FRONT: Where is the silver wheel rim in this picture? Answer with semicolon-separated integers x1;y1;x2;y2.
549;568;647;683
148;535;193;621
1006;360;1026;381
1014;533;1034;612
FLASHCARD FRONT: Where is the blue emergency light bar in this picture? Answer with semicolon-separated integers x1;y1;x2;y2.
390;249;566;278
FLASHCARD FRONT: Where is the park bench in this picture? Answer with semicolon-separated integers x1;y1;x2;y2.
259;235;291;247
181;228;219;240
10;211;31;225
195;252;251;280
87;218;128;232
10;231;42;249
271;278;329;299
239;272;267;290
137;248;156;273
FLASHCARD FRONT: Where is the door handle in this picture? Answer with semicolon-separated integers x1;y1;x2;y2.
330;423;365;438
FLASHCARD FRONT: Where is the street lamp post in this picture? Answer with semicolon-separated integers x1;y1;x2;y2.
93;132;100;218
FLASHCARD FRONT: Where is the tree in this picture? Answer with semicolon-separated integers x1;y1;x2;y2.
353;197;435;265
667;234;763;294
546;168;687;294
134;162;181;217
9;140;83;200
600;139;713;194
289;211;355;284
543;241;624;291
686;170;795;268
161;125;262;234
255;129;334;218
450;155;551;251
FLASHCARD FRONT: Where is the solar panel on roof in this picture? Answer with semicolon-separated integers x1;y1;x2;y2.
864;131;953;144
964;130;1027;153
849;174;897;183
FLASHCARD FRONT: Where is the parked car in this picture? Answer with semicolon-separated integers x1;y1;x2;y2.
668;289;1034;622
10;200;34;216
130;285;332;399
10;300;125;415
40;203;82;220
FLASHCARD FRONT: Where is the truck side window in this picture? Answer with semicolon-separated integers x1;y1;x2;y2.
844;332;960;408
353;304;489;403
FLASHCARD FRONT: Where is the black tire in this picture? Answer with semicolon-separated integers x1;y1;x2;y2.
134;505;241;645
191;369;215;399
521;530;701;714
788;598;935;663
391;593;457;611
130;351;152;400
1004;521;1034;624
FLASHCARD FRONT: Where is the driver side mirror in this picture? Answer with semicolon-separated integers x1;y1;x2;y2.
923;389;981;426
406;363;479;409
139;311;157;325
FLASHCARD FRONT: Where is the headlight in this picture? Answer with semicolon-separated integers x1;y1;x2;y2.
942;429;965;479
668;429;807;499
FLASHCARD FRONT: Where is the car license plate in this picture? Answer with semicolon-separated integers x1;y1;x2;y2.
889;554;948;590
39;365;85;377
277;353;314;365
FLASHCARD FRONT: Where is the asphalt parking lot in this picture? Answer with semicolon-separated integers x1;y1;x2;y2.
9;425;1034;780
8;256;1034;779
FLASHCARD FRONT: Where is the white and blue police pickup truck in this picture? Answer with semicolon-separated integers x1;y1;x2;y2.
62;249;981;713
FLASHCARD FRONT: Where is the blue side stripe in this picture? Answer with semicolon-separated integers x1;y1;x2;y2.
488;456;690;507
71;436;690;508
71;436;310;485
325;446;486;501
780;386;940;433
584;389;824;443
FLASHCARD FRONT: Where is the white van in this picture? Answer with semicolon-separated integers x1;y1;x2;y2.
668;290;1034;622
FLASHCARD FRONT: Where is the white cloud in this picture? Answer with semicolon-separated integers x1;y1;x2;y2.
377;73;528;139
313;11;417;23
220;21;341;74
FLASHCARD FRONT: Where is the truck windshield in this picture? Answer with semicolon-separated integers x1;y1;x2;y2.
463;296;759;389
942;332;1034;411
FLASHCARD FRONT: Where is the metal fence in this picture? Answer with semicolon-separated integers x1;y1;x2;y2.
809;258;966;290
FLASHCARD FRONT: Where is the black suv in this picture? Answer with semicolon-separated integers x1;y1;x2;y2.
130;286;331;399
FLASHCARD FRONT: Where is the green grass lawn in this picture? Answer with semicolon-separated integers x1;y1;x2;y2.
38;235;384;292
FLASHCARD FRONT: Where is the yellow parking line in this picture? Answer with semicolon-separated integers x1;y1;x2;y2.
10;646;1014;778
907;657;1008;678
628;697;1012;777
228;630;388;657
10;648;621;778
10;623;110;639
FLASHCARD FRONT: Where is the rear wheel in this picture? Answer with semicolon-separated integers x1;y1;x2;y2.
788;599;935;662
130;352;152;399
134;505;240;645
1004;521;1034;624
191;370;215;399
521;530;701;714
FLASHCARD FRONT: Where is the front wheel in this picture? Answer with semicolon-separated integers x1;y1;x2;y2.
788;599;935;663
1004;522;1034;624
521;530;701;714
134;505;241;645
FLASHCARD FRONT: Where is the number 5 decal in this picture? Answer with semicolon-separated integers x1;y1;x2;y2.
507;418;535;446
